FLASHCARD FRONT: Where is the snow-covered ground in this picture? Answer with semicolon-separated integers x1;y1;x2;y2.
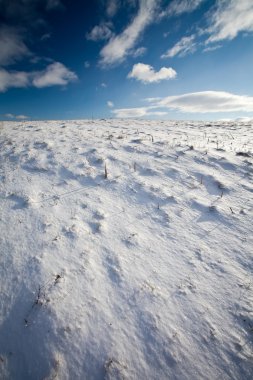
0;119;252;380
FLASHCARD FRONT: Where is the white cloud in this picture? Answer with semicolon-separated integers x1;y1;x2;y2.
0;62;77;92
235;116;253;122
203;45;222;53
0;26;30;66
128;63;177;83
144;97;162;102
100;0;157;66
207;0;253;43
32;62;77;88
107;101;114;108
132;46;147;57
112;107;167;118
4;113;15;118
149;111;168;116
112;91;253;117
86;23;113;41
0;68;30;92
112;107;147;118
160;0;205;18
106;0;119;17
101;82;107;88
84;61;90;68
3;113;29;119
112;107;149;118
16;114;29;120
218;116;253;122
155;91;253;113
161;35;196;58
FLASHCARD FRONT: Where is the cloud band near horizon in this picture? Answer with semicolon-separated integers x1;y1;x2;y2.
112;91;253;117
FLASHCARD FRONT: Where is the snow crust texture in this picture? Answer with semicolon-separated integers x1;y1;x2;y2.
0;119;252;379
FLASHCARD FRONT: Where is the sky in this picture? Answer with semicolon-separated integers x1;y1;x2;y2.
1;0;253;121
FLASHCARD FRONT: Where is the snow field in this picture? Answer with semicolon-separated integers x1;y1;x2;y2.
0;119;252;379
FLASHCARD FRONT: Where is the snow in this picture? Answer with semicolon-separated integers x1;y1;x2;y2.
0;119;252;379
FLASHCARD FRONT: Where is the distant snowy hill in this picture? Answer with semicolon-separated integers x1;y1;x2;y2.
0;119;252;379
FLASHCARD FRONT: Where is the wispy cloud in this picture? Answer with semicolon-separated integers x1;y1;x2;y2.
161;35;196;58
41;33;51;41
100;0;157;66
107;100;114;108
112;107;148;118
106;0;120;18
144;97;162;102
0;26;31;66
203;44;222;53
112;107;167;118
16;114;29;120
128;63;177;83
86;22;113;41
3;113;15;118
46;0;64;11
32;62;77;88
132;46;147;57
162;1;253;58
160;0;205;18
206;0;253;43
161;1;253;57
0;62;77;92
3;113;29;120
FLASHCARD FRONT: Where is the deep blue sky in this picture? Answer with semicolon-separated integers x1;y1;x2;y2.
1;0;253;120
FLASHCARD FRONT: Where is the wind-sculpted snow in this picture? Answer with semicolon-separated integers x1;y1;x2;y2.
0;119;252;379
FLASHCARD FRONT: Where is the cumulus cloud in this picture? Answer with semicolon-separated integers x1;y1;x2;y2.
161;35;196;58
107;100;114;108
32;62;77;88
206;0;253;43
86;23;113;41
160;0;205;18
0;62;77;92
0;26;30;66
128;63;177;83
100;0;157;66
0;68;30;92
155;91;253;113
